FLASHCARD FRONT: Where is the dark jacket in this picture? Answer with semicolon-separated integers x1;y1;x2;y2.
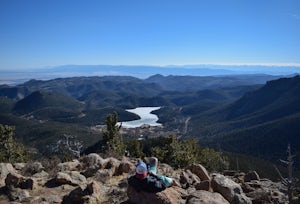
128;174;166;193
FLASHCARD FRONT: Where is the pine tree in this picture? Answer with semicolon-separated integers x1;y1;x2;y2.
0;124;29;163
102;112;126;156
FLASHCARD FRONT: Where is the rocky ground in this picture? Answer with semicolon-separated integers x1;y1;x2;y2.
0;153;299;204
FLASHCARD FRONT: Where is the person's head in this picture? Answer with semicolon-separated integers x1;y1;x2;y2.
135;161;147;179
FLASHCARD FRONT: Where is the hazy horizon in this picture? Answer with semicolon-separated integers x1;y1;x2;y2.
1;64;300;85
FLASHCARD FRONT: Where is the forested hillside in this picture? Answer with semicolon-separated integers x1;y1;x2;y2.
0;74;299;171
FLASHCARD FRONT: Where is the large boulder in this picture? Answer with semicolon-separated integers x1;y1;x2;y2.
5;172;35;190
180;170;201;187
62;181;103;204
187;190;230;204
211;173;252;204
116;157;135;175
81;153;105;168
81;153;106;177
105;157;121;176
158;163;174;176
188;164;210;181
55;171;87;187
21;162;44;176
127;185;187;204
57;159;82;172
0;163;17;186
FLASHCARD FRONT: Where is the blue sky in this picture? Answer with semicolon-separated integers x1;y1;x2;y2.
0;0;300;70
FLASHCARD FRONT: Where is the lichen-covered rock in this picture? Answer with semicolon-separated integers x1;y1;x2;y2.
187;190;229;204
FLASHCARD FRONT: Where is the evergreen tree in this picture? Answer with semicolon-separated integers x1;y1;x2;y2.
125;138;144;158
150;135;201;168
0;124;29;163
199;148;229;172
102;112;126;156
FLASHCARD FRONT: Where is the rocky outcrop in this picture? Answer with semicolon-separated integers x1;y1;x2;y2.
211;173;252;204
0;154;293;204
127;185;187;204
187;190;230;204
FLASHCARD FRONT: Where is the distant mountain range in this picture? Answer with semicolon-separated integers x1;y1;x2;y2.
0;74;299;169
1;64;299;85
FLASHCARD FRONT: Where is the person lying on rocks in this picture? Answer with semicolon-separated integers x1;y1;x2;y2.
128;157;180;193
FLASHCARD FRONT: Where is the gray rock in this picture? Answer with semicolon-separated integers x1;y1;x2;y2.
0;163;17;185
32;170;49;179
8;188;30;201
81;153;106;177
13;163;26;171
211;173;252;204
246;189;272;203
187;190;229;204
81;153;105;168
180;170;201;186
95;169;112;183
22;162;44;176
55;171;87;187
57;159;82;172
